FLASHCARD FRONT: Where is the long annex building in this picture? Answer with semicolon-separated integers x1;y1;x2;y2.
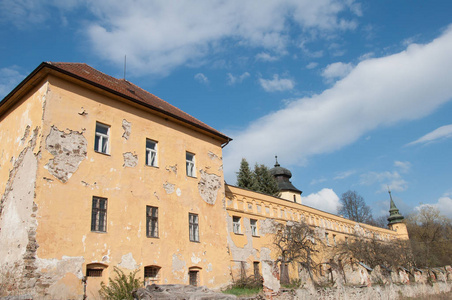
0;62;408;299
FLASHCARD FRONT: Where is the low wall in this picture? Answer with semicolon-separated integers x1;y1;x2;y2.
292;282;452;300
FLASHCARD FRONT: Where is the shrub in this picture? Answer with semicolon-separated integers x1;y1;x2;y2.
99;267;141;300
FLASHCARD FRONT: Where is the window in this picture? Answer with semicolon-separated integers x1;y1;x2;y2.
144;266;161;285
186;152;195;177
91;196;107;232
250;219;258;236
333;234;337;246
189;213;199;242
146;139;158;167
233;216;241;234
325;232;330;245
146;206;158;238
293;195;296;202
86;263;107;277
189;270;199;286
95;122;110;154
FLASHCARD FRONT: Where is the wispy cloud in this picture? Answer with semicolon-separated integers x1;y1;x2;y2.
360;170;408;193
394;161;411;173
194;73;209;84
223;26;452;180
310;177;327;185
0;66;26;99
255;52;279;62
259;74;294;92
407;124;452;146
227;72;250;85
306;62;318;69
334;170;356;180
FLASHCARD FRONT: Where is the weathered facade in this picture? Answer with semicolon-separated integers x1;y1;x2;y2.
0;62;409;299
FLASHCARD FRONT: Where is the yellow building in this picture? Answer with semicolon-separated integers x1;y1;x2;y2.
0;62;408;299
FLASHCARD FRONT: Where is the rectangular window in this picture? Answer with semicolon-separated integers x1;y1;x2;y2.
253;262;260;279
144;266;160;284
91;196;107;232
325;232;330;245
186;152;195;177
146;206;158;238
250;219;258;236
94;122;110;154
189;270;199;286
189;213;199;242
233;216;241;234
333;234;337;246
146;139;158;167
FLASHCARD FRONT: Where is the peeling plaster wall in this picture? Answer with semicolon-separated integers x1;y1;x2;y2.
198;170;221;205
21;74;232;297
45;126;87;182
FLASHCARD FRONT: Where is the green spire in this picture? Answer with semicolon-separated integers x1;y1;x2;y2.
387;190;404;225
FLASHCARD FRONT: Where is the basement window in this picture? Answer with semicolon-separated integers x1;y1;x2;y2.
189;267;201;286
144;266;161;285
86;263;107;277
91;196;107;232
186;152;196;177
146;139;158;167
94;122;110;154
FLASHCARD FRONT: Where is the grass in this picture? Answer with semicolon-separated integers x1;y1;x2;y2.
222;286;263;296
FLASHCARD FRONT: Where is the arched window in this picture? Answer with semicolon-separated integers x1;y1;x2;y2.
188;267;202;286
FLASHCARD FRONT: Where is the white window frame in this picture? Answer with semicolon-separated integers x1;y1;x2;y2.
325;232;330;246
189;213;199;242
250;219;258;236
186;152;196;177
95;122;110;154
233;216;241;234
146;139;158;167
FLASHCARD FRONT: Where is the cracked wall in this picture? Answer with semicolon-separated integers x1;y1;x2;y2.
45;126;87;183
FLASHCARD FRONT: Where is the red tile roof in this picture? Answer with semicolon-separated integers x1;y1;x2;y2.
2;62;230;142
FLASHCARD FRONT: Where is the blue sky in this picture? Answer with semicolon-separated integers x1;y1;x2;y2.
1;0;452;219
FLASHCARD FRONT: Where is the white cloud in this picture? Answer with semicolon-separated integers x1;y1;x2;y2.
414;195;452;219
322;62;353;82
394;161;411;173
194;73;209;84
227;72;250;85
306;62;318;69
334;170;355;180
255;52;279;62
2;1;358;76
223;26;452;181
0;67;26;99
259;74;294;92
407;124;452;146
301;188;340;214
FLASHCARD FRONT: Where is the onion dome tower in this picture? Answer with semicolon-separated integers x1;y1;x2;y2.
269;156;302;204
387;190;409;239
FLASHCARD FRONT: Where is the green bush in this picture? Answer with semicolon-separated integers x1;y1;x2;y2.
99;267;141;300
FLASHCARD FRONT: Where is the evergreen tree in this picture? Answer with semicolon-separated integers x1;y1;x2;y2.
253;164;281;197
236;158;256;190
